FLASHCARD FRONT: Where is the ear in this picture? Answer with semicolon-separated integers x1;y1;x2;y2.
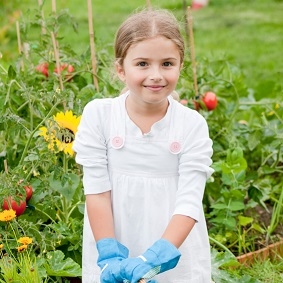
115;62;125;82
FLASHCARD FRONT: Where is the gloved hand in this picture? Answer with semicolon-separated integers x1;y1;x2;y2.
122;280;158;283
119;239;181;283
122;279;158;283
96;238;129;283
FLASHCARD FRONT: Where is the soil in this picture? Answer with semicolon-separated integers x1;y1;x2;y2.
244;203;283;251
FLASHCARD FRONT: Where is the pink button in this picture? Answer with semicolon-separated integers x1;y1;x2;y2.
170;141;181;154
112;136;124;148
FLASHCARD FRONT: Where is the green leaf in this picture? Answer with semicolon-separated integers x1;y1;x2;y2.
248;130;262;150
48;172;80;201
211;216;237;229
251;223;265;233
238;215;253;226
248;185;269;210
211;248;262;283
229;200;245;211
221;157;247;174
8;65;16;79
44;250;82;277
211;203;228;210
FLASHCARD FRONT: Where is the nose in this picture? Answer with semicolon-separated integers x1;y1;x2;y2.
149;66;162;82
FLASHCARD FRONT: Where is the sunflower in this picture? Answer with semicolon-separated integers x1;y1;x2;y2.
39;110;81;156
0;209;17;222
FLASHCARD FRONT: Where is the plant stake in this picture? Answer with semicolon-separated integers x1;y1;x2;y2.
38;0;46;35
51;32;64;93
182;0;190;47
87;0;99;91
16;21;24;71
4;160;8;174
187;6;199;98
52;0;56;13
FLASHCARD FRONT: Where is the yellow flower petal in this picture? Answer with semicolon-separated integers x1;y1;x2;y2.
0;209;17;222
17;244;28;252
39;110;81;156
17;237;33;245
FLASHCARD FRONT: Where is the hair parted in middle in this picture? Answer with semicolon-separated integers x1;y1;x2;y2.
114;9;185;66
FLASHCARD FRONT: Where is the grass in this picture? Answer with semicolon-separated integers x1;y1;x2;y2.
237;259;283;283
1;0;282;99
191;0;283;99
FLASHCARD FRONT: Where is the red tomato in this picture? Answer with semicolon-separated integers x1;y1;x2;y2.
66;64;75;73
2;197;26;216
54;63;75;81
24;185;33;202
202;91;218;111
36;62;49;77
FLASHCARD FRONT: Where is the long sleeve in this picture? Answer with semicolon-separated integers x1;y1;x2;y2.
173;104;214;221
73;99;112;194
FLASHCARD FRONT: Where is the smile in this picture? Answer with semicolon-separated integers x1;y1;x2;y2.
144;85;165;91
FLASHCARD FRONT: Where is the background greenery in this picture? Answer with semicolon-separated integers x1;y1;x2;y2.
1;0;282;97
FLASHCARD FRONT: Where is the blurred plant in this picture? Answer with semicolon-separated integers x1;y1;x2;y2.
0;209;42;282
179;54;283;255
0;208;82;282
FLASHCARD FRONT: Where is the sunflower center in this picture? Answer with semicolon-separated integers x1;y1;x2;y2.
57;128;75;143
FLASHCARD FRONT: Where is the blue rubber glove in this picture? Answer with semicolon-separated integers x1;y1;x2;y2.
119;239;181;283
96;238;129;283
122;280;158;283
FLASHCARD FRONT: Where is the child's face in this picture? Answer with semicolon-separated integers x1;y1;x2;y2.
116;35;182;106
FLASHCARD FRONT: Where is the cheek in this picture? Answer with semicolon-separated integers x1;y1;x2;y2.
167;71;180;83
125;71;144;83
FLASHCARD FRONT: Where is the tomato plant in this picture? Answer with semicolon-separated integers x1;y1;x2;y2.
2;196;26;216
36;63;75;80
202;91;218;111
24;185;33;202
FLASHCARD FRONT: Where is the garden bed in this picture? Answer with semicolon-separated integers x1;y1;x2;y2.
237;239;283;266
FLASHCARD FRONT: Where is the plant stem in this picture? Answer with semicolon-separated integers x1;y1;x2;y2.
34;207;56;224
61;154;70;223
209;236;235;258
18;101;61;166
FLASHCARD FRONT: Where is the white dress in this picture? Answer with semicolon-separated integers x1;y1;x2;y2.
73;92;214;283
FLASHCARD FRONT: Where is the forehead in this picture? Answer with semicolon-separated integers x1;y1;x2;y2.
126;36;181;60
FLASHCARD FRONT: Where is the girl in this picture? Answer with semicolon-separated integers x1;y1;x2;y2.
73;8;214;283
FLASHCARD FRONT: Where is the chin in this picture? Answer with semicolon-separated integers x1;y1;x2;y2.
143;95;169;105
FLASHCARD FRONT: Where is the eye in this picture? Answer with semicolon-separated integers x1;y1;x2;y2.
137;61;148;67
163;62;173;67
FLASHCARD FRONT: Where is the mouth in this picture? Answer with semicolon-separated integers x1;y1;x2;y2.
144;85;165;91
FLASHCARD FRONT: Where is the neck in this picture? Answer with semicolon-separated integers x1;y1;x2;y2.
126;95;169;117
125;95;170;134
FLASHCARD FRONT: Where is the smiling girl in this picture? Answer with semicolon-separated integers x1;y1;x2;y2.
73;8;214;283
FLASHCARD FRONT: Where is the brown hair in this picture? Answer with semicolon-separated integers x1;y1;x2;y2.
114;9;185;66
